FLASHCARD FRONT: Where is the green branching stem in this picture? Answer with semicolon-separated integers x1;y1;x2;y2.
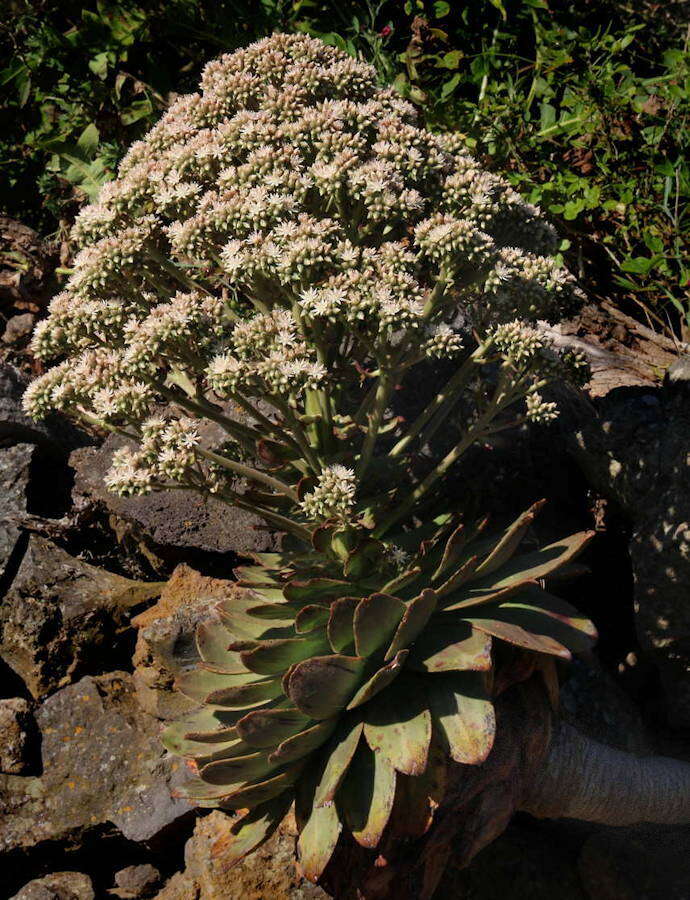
146;247;217;299
389;343;490;459
356;366;396;480
374;368;520;537
197;447;298;501
216;486;311;543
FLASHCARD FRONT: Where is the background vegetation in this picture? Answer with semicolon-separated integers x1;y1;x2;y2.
1;0;688;338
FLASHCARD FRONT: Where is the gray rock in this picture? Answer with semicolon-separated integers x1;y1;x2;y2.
71;433;274;557
0;697;32;773
10;871;94;900
0;673;192;852
0;363;87;450
0;535;163;698
571;387;690;726
112;864;161;898
0;442;33;585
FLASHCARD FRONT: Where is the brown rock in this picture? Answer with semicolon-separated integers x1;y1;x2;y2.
70;432;274;558
0;672;192;851
131;564;234;718
0;535;163;698
111;864;161;898
0;697;32;773
3;312;35;345
578;827;690;900
154;811;327;900
10;871;94;900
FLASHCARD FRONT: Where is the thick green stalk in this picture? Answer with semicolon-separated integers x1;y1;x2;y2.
198;447;298;501
389;347;485;459
375;373;517;537
356;368;395;480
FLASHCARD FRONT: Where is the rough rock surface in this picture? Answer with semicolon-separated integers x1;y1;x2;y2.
578;826;690;900
71;433;274;558
559;657;650;754
10;871;94;900
111;864;161;898
570;387;690;726
0;698;32;774
154;811;327;900
0;673;191;851
0;535;163;698
0;442;33;585
132;564;234;719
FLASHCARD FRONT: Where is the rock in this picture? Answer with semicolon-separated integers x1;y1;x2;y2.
571;387;690;726
10;871;94;900
0;535;163;698
0;363;87;450
3;312;35;345
131;564;234;719
111;864;161;898
0;442;33;586
71;436;274;559
154;811;327;900
578;826;690;900
0;698;32;773
0;673;192;852
438;818;586;900
559;657;650;754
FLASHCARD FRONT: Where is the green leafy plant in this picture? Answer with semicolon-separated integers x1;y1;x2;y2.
165;507;594;876
24;33;595;876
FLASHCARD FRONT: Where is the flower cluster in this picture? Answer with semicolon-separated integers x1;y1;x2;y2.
104;416;201;496
300;465;357;520
24;32;585;516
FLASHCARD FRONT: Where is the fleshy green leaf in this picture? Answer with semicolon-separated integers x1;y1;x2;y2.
236;707;311;748
220;763;305;810
176;667;259;703
201;748;276;785
240;632;329;675
269;718;337;765
385;589;437;660
196;621;246;672
284;578;357;604
408;620;492;673
474;500;546;577
346;650;408;710
327;597;358;653
315;716;364;807
428;672;495;764
363;677;431;775
287;654;366;719
475;531;594;591
353;592;405;657
296;757;342;882
206;677;284;709
295;604;330;632
339;744;396;848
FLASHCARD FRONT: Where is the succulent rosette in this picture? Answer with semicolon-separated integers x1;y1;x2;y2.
163;502;595;878
24;32;596;878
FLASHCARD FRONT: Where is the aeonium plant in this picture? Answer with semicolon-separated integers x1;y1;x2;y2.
24;34;596;880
